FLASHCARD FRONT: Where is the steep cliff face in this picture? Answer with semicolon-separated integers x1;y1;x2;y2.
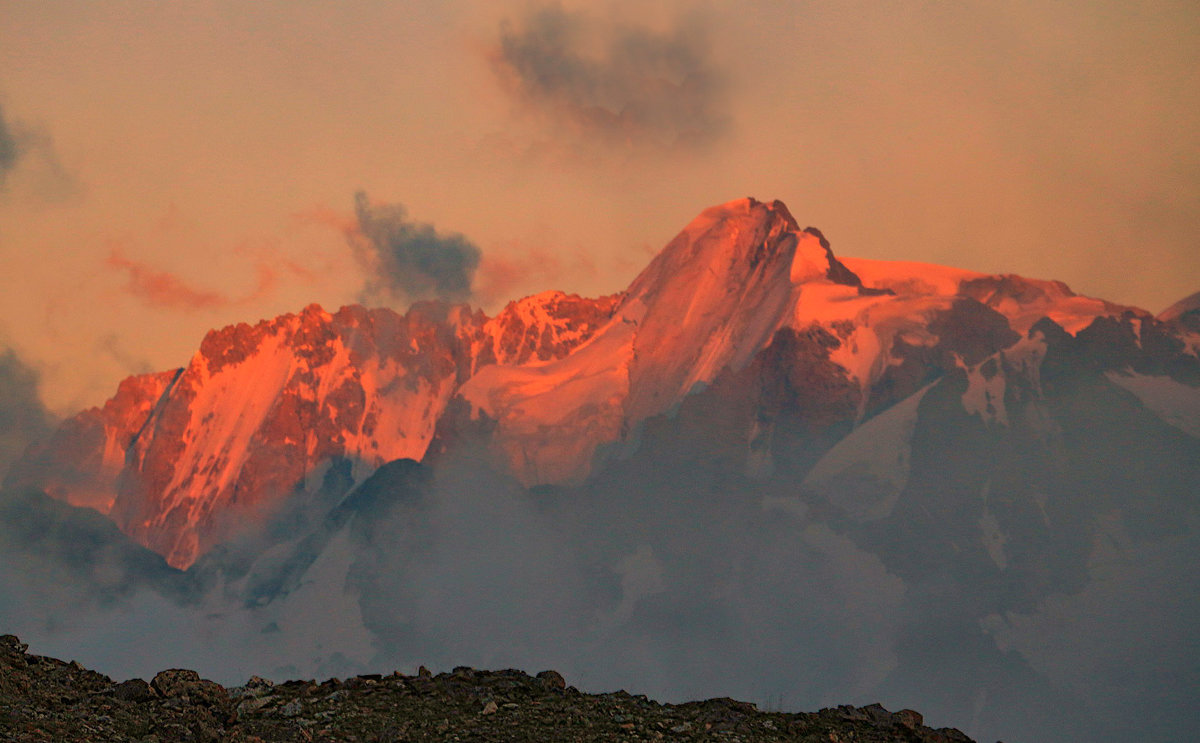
473;290;620;370
108;303;473;568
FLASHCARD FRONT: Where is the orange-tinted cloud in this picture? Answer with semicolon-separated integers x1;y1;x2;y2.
474;245;599;308
106;249;278;311
292;204;358;238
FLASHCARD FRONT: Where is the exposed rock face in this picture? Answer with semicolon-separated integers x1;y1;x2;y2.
473;290;620;369
0;635;975;743
110;302;477;569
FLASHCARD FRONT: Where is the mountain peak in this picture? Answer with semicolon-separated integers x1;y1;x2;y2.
699;196;799;225
623;198;852;312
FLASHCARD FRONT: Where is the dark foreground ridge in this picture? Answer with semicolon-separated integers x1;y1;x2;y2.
0;636;975;743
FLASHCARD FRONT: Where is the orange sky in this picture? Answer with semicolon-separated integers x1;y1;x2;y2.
1;1;1197;413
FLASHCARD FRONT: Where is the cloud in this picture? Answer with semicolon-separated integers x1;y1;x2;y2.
490;4;728;151
97;334;154;377
0;103;17;186
106;249;277;311
0;348;55;479
351;191;482;304
0;101;80;201
472;245;598;308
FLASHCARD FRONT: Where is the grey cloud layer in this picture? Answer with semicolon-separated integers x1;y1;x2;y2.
492;5;728;149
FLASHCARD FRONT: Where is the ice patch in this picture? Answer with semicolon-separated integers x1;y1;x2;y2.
1105;371;1200;438
978;482;1008;570
802;383;932;520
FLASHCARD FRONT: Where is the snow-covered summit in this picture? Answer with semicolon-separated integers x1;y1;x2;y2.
459;197;874;485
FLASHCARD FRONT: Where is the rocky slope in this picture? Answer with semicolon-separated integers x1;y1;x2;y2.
0;634;973;743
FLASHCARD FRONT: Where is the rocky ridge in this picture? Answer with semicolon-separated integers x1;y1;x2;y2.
0;635;974;743
7;291;616;569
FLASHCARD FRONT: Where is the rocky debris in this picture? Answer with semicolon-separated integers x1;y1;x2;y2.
112;679;156;704
150;668;230;710
536;669;567;690
0;634;976;742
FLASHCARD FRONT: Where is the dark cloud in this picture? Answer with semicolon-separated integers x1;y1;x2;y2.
0;103;20;187
491;5;728;150
0;100;79;201
352;191;482;304
0;348;55;479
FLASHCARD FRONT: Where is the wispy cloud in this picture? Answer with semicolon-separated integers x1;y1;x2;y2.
106;249;277;311
473;245;598;308
299;198;605;310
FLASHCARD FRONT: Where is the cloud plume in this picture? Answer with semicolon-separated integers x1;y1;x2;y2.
490;4;728;151
352;191;482;304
